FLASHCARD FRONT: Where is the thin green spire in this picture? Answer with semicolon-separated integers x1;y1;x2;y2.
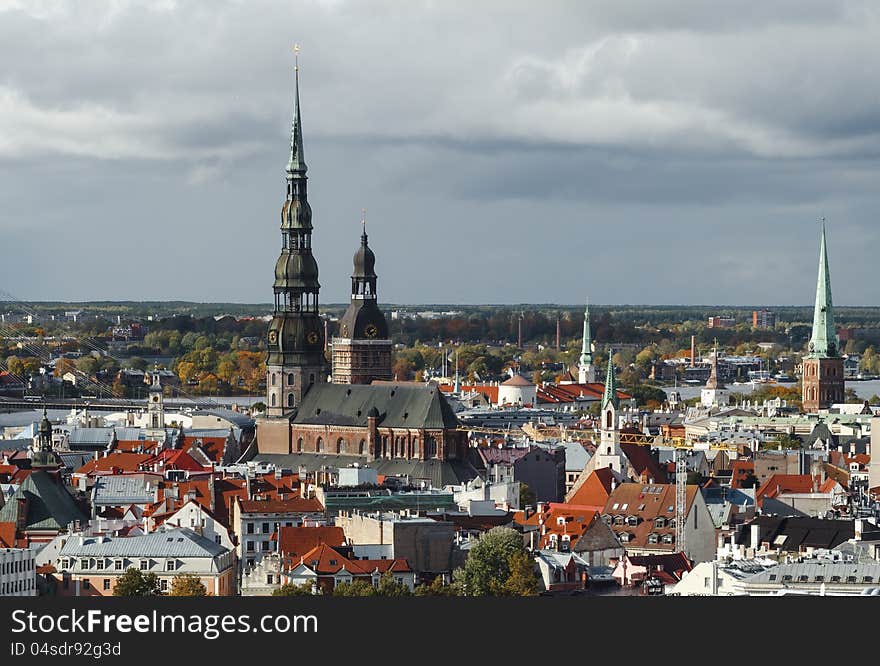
286;62;307;176
579;301;593;366
807;221;838;358
603;351;618;410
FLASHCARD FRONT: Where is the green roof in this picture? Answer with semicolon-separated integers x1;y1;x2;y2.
807;224;839;358
0;471;86;532
291;383;460;430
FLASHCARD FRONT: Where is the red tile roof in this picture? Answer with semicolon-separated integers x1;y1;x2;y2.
296;544;410;575
567;468;617;509
514;503;598;549
278;526;346;561
755;474;824;507
75;452;153;476
730;460;756;489
237;495;324;514
602;483;699;551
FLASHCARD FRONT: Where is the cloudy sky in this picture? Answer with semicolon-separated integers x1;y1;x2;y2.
1;0;879;306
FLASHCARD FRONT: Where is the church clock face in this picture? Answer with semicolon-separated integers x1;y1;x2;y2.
268;330;278;345
307;330;319;345
364;324;378;339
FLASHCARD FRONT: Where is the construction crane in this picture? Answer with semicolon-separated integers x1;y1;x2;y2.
618;431;741;558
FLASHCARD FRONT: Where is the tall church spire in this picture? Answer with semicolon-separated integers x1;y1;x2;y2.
578;301;596;383
286;46;306;177
602;352;619;410
808;221;839;358
266;52;327;416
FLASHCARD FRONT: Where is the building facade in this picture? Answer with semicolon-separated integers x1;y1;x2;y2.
0;548;37;597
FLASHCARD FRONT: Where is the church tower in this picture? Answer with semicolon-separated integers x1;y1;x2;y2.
802;223;844;413
147;365;165;429
592;353;626;475
266;59;327;416
578;302;596;384
700;346;729;409
331;213;392;384
31;407;62;470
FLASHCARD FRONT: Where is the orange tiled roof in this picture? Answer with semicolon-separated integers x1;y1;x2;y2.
237;495;323;514
755;474;823;506
602;482;699;551
279;526;346;561
75;452;152;476
567;468;617;509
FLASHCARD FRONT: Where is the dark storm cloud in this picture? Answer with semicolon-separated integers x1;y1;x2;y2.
1;0;879;305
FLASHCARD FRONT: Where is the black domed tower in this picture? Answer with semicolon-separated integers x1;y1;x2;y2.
265;61;327;416
331;214;392;384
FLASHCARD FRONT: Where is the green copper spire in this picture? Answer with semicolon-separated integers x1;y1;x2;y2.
602;351;618;410
807;222;838;358
286;59;307;177
579;302;593;367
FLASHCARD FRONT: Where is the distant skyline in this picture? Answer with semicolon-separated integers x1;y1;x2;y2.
2;1;879;306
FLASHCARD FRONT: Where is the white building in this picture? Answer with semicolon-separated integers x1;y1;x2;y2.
159;500;235;551
0;548;37;597
497;374;537;407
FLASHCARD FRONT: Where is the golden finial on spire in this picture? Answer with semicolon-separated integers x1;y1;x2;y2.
362;208;366;231
293;43;301;71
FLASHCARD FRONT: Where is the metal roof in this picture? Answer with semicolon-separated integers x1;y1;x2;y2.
59;527;228;559
92;476;156;505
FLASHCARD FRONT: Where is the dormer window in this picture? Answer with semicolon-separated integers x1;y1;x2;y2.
626;516;639;527
654;518;666;529
648;533;659;544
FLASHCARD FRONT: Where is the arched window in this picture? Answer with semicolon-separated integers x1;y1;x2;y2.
358;439;366;455
287;394;295;408
297;437;303;453
606;410;613;429
288;373;294;386
271;394;276;407
412;438;419;458
426;437;437;459
336;438;345;454
271;373;277;386
316;437;324;453
382;436;389;458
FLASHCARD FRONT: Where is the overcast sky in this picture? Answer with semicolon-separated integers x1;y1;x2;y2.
1;0;879;306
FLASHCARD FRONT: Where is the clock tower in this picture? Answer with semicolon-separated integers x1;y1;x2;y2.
265;60;327;416
331;214;392;385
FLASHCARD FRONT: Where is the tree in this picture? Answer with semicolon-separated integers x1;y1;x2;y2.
53;358;76;378
333;579;378;596
455;526;529;596
272;581;315;596
128;356;148;371
251;401;267;414
169;573;207;596
113;568;163;596
519;483;536;509
500;551;539;596
376;571;412;596
414;576;460;596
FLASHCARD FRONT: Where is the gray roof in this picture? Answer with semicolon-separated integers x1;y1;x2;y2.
68;428;115;448
251;452;479;488
0;471;86;531
185;428;239;440
560;440;590;472
59;527;228;559
192;409;255;429
290;383;460;430
745;561;880;586
92;476;156;506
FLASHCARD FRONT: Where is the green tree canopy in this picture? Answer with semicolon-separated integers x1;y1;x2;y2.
169;573;207;596
272;581;315;596
113;568;163;596
454;526;531;596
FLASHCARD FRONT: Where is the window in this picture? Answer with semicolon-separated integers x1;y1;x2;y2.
627;516;639;527
769;574;777;581
80;559;88;570
814;576;824;582
266;575;274;585
247;523;255;534
139;560;148;571
262;522;270;534
103;579;111;591
297;437;304;453
261;541;270;552
246;541;255;552
166;561;176;571
317;437;324;453
83;579;90;590
114;560;123;570
288;394;295;408
288;373;294;385
96;559;104;570
647;533;659;544
161;580;168;592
